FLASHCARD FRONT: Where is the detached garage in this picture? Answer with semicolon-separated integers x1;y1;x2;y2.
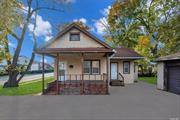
156;52;180;95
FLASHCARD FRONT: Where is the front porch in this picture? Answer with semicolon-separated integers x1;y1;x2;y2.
36;48;113;95
45;74;108;95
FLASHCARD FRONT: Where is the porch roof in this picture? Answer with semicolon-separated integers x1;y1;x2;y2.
35;47;114;54
111;48;143;60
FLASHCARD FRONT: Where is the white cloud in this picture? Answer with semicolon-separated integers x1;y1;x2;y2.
94;17;108;35
64;0;76;4
100;5;111;16
93;6;111;35
8;42;16;48
28;14;52;41
73;18;87;24
40;58;47;63
45;35;53;41
22;5;53;42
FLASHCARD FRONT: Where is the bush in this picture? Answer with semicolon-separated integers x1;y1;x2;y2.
138;73;156;77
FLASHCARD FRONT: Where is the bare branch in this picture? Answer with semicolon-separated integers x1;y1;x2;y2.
7;29;20;41
31;6;64;14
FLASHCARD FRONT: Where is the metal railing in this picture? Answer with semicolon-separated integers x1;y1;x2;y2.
45;74;108;95
118;73;125;86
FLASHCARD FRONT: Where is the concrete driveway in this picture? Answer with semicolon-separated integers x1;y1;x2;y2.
0;81;179;120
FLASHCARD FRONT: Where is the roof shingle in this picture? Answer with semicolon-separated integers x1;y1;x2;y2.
156;52;180;61
111;48;143;59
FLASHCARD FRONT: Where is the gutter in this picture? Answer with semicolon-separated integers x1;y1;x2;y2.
110;56;144;59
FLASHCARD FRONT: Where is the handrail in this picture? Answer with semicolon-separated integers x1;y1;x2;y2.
118;72;124;81
118;72;125;86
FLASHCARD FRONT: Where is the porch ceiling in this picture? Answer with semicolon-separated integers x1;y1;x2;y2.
35;48;114;57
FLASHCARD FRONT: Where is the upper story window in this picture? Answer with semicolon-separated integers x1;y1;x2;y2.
70;33;80;41
123;61;130;74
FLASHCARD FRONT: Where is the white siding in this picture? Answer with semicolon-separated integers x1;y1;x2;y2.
157;62;165;90
134;63;138;81
48;28;104;48
110;60;136;84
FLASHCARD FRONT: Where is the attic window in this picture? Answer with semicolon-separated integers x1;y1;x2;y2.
70;33;80;41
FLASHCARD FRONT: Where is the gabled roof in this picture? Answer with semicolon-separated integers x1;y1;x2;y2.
41;23;111;49
156;52;180;61
111;47;143;59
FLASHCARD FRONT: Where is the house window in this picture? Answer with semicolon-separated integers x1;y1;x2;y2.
70;33;80;41
92;61;100;74
84;61;91;74
123;61;130;74
83;60;100;74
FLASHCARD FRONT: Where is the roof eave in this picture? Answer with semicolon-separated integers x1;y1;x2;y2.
155;57;180;62
110;57;144;60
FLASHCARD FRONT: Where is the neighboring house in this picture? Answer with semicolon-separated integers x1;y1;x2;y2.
156;52;180;95
30;61;40;71
18;56;53;71
30;61;53;71
36;23;143;95
18;55;30;65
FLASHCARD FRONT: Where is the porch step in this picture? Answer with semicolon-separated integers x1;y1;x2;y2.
110;80;125;86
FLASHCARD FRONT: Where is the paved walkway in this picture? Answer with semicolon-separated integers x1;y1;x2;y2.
0;73;53;85
0;81;179;120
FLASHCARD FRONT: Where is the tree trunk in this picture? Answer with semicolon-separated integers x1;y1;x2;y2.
3;72;19;87
140;65;144;76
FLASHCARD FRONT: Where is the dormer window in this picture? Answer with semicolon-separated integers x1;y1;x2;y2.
70;33;80;41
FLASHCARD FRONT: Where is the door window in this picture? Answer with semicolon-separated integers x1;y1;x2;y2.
111;63;118;80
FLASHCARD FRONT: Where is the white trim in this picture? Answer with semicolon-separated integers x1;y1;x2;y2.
156;57;180;61
110;57;144;59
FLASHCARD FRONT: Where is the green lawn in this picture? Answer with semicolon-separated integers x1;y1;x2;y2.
138;77;157;84
0;77;54;96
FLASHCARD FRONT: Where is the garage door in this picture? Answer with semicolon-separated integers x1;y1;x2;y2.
168;66;180;95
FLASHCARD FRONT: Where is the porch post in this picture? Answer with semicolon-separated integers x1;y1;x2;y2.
81;53;84;94
42;54;45;95
106;54;109;94
56;53;59;95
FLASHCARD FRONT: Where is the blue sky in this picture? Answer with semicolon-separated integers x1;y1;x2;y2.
8;0;115;64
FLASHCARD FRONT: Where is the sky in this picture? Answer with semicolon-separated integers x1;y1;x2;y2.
7;0;115;64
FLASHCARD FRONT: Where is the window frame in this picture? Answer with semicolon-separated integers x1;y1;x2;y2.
83;60;91;74
83;60;100;75
69;32;80;41
123;61;130;74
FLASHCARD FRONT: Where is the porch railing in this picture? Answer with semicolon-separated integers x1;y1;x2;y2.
45;74;108;95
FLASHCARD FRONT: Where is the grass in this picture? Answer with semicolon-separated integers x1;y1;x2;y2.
138;77;157;84
0;77;54;96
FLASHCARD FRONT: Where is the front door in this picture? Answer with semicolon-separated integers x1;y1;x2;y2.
111;63;118;80
59;61;67;81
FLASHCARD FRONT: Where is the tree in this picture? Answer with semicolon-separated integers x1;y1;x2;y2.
157;15;180;56
108;0;179;57
58;21;90;32
134;36;153;75
1;0;68;87
107;0;179;75
0;0;21;63
106;0;142;48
